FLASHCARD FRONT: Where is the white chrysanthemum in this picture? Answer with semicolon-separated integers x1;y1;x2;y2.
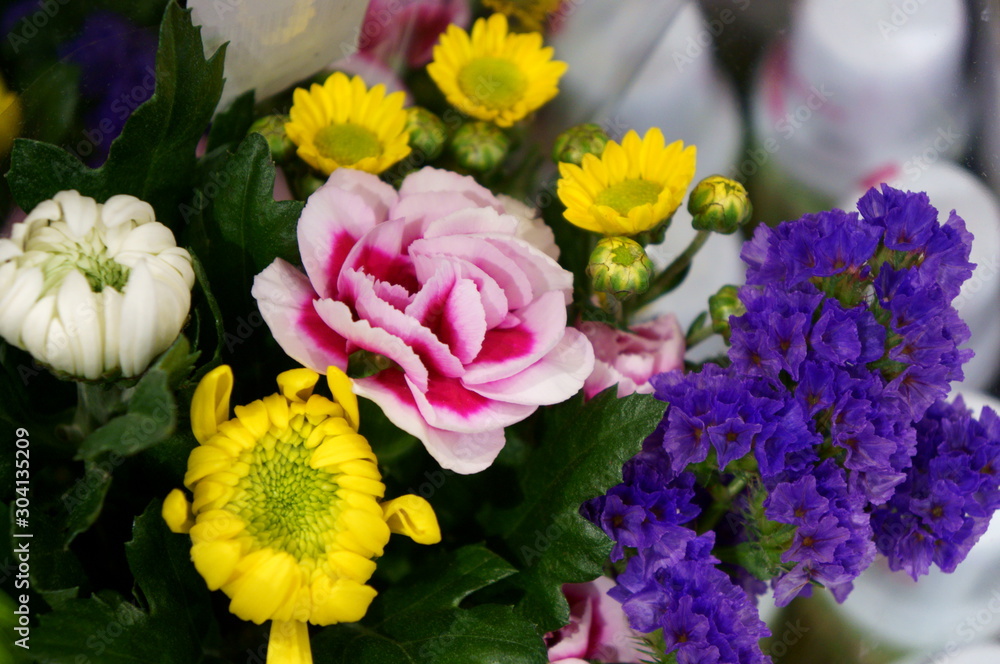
0;191;194;380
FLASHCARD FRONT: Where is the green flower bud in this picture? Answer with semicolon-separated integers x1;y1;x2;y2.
248;115;295;162
405;107;447;161
688;175;753;234
552;123;610;166
450;121;510;171
587;236;653;301
708;284;745;342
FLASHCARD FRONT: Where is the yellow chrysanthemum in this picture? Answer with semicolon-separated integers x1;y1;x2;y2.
427;13;567;128
483;0;562;31
163;365;439;664
557;128;697;236
285;72;411;175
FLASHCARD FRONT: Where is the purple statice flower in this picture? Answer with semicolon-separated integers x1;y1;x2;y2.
59;11;158;165
871;397;1000;579
583;184;980;662
582;445;700;561
612;532;771;664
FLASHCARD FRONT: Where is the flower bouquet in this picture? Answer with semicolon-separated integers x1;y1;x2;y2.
1;2;998;664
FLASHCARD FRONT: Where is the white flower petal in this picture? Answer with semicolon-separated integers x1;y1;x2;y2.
53;191;98;239
21;295;56;363
0;238;22;262
57;272;103;380
0;266;43;344
102;288;123;374
117;222;181;255
101;195;155;228
44;316;73;375
119;260;159;376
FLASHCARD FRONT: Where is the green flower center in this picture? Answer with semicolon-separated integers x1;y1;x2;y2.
230;431;340;561
39;251;130;295
458;57;527;110
594;179;662;216
314;123;382;165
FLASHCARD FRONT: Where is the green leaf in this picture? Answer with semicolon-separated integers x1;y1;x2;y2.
486;390;666;632
6;1;225;226
200;131;303;276
60;460;114;547
314;544;547;664
76;369;176;460
206;90;256;154
30;501;213;663
189;132;303;361
16;62;80;145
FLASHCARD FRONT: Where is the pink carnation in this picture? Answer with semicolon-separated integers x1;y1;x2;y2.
546;576;647;663
579;314;685;399
359;0;471;68
252;167;593;473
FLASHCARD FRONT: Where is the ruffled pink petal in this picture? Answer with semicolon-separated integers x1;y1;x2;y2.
298;187;382;299
340;269;464;378
470;328;593;405
463;290;569;384
406;268;487;364
323;168;397;220
482;236;573;304
353;370;507;474
422;206;518;239
583;360;621;400
313;298;429;390
404;372;537;433
409;234;534;310
339;217;419;294
388;192;497;236
252;260;349;372
399;167;501;211
411;252;509;329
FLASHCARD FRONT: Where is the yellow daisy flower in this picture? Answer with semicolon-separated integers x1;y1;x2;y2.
427;13;567;128
285;72;411;175
163;365;439;664
483;0;562;31
557;128;697;236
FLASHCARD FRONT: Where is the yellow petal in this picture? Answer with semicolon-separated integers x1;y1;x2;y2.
184;445;234;487
267;620;313;664
381;495;442;545
262;393;290;431
189;510;246;543
277;368;319;403
310;433;376;468
162;489;193;534
309;577;377;625
339;509;391;555
235;400;271;440
228;550;301;624
326;366;359;430
328;550;377;583
191;365;233;444
192;539;244;590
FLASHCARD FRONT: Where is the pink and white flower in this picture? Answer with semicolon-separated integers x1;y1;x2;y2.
579;314;685;399
252;167;593;473
546;576;647;664
359;0;471;68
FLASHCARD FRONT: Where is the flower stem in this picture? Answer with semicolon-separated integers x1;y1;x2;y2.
697;474;748;535
629;230;712;313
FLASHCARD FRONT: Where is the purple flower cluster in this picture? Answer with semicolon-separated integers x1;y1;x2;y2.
872;397;1000;579
583;441;771;664
584;184;986;663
